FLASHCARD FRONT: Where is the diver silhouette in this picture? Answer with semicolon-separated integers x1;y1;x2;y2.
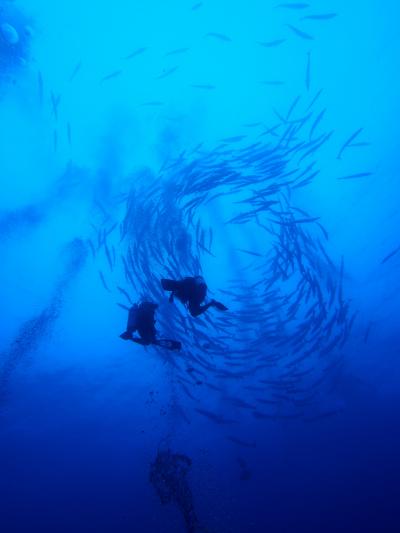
120;302;181;350
161;276;228;317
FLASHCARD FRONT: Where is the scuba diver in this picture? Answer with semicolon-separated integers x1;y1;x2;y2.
161;276;228;317
120;301;181;351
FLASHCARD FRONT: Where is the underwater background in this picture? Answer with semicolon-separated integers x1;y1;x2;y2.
1;0;399;531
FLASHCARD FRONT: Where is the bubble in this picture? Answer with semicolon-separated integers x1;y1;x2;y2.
24;25;34;37
1;22;19;45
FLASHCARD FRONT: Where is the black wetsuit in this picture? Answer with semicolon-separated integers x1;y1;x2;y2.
121;302;157;344
120;302;181;350
161;277;227;317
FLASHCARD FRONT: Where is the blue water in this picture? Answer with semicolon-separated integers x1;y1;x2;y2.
1;1;399;532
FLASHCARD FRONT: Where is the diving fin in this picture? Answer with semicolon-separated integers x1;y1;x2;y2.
212;301;228;311
155;339;182;351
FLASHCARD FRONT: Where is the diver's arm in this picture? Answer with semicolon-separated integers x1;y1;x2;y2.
188;301;214;317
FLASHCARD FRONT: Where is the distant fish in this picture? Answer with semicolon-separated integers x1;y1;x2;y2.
180;382;198;401
380;245;400;265
235;248;263;257
337;128;364;159
123;47;148;60
205;32;232;42
105;222;118;236
316;221;329;240
100;69;123;83
286;94;301;120
306;88;322;111
87;240;96;258
276;3;310;8
191;84;216;90
220;135;247;143
271;216;320;224
364;321;373;343
165;47;189;56
104;243;113;270
50;91;61;121
309;108;326;139
337;172;372;180
156;66;179;79
302;13;338;20
286;24;314;40
67;122;72;146
305;51;311;90
272;107;286;123
207;227;213;250
257;38;286;47
99;270;111;292
117;286;134;303
191;2;203;10
38;71;43;106
259;124;281;138
347;142;371;148
69;60;82;82
195;407;236;424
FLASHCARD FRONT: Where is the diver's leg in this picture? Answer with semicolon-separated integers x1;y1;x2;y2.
211;300;228;311
137;325;157;344
121;304;138;339
189;301;228;316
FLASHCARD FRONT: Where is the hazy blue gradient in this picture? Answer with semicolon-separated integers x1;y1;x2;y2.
1;1;399;532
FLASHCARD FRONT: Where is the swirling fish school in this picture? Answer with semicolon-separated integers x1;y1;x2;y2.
95;90;356;422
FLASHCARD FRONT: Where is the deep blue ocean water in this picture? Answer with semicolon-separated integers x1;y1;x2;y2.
1;1;399;532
